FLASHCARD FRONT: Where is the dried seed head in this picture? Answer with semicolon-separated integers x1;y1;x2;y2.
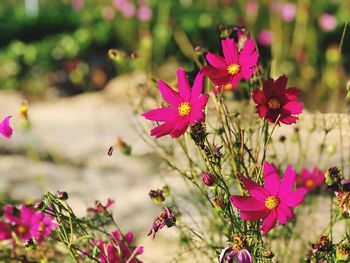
57;191;69;201
336;191;350;216
325;166;343;191
148;189;165;203
190;122;207;149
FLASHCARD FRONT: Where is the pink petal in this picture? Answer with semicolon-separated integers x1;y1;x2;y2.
279;114;298;125
0;115;13;139
278;203;294;219
176;68;191;101
260;209;277;233
239;51;259;69
263;162;280;196
230;196;266;211
278;165;296;199
276;207;288;224
206;51;228;69
239;175;268;201
256;105;268;118
252;89;266;105
262;79;275;97
274;75;288;91
239;39;258;61
282;101;303;114
281;188;307;207
191;71;204;99
230;74;242;88
192;94;209;110
170;119;189;138
142;107;178;122
124;232;134;244
221;38;238;64
189;110;205;124
240;67;257;79
238;250;253;263
0;222;11;240
240;210;269;221
158;80;182;107
150;118;178;138
285;87;300;101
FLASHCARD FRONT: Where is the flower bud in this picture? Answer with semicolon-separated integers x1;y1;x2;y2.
148;189;165;203
201;172;216;186
57;191;69;200
116;137;132;156
33;200;45;211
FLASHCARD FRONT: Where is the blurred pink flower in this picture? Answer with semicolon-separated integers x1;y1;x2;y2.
252;75;303;125
137;5;153;21
31;211;57;243
96;230;143;263
120;2;136;17
0;115;13;139
319;13;337;32
245;0;258;16
298;167;325;192
257;30;273;46
230;162;307;233
202;38;259;90
281;3;296;22
0;222;11;240
142;69;209;139
102;6;116;21
71;0;84;11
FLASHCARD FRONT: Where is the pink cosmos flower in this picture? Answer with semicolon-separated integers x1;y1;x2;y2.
148;207;176;238
219;246;253;263
230;162;307;233
137;5;152;21
319;13;337;32
142;69;209;139
298;167;325;192
252;75;303;125
202;38;259;90
1;205;56;243
257;30;273;47
96;230;143;263
0;115;13;138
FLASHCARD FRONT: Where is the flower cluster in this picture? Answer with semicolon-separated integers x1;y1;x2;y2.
0;205;56;244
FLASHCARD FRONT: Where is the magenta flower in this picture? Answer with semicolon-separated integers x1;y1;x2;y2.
0;222;11;240
219;246;253;263
0;115;13;139
31;211;57;243
298;167;325;192
96;230;143;263
230;162;307;233
252;75;303;125
202;38;259;90
142;69;209;139
2;205;56;243
257;29;273;47
148;207;176;238
319;13;337;32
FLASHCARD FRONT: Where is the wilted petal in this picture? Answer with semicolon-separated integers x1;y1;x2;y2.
238;249;253;263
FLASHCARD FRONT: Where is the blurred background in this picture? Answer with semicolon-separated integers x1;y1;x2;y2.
0;0;349;261
0;0;349;109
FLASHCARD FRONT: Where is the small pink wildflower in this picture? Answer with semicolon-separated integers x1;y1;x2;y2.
257;30;273;47
230;162;307;233
202;38;259;90
142;69;209;139
96;230;143;263
0;115;13;139
137;5;152;21
319;13;337;32
252;75;303;125
298;167;325;192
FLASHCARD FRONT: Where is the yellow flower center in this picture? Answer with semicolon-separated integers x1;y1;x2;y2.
227;63;241;75
17;225;27;234
268;98;281;110
306;179;314;188
178;102;191;116
265;196;279;209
